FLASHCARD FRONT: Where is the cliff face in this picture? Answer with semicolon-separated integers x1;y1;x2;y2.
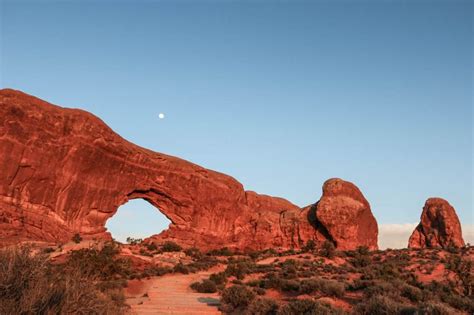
0;89;378;250
408;198;465;249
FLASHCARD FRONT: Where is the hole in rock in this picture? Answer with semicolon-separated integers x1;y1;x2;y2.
105;199;171;243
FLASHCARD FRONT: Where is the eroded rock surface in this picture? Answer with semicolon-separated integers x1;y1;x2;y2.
408;198;465;249
0;89;379;250
313;178;378;250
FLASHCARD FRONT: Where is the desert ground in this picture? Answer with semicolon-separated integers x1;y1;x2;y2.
1;239;472;314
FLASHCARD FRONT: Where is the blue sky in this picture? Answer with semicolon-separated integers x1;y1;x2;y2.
1;0;472;245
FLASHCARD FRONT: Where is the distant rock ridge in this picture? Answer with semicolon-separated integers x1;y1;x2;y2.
0;89;380;250
408;198;465;249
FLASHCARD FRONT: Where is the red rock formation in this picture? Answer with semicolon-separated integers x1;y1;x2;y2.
313;178;378;250
408;198;465;249
0;89;378;250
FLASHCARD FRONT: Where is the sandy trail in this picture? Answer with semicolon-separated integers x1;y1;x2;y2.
126;266;223;315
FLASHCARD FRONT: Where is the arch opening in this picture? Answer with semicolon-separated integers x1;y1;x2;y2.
105;198;171;243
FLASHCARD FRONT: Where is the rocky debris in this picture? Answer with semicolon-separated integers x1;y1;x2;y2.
408;198;465;249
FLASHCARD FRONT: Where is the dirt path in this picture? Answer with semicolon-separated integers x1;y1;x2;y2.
126;266;223;315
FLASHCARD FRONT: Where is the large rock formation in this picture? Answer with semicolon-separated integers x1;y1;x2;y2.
408;198;465;249
311;178;378;250
0;89;379;250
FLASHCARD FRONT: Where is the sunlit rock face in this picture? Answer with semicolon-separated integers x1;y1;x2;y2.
313;178;378;250
408;198;465;249
0;89;378;250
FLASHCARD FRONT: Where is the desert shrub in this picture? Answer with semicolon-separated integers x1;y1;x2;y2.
248;250;263;260
246;297;279;315
347;246;372;268
146;242;158;251
187;255;218;272
355;295;404;315
65;242;131;279
320;241;336;259
445;254;473;296
299;279;320;294
262;272;283;289
280;279;301;292
439;291;474;312
414;302;456;315
254;287;266;296
277;299;341;315
139;248;153;257
0;246;126;315
362;281;400;299
279;259;298;279
247;280;264;288
140;265;171;278
184;247;202;258
209;271;227;285
190;279;217;293
302;240;316;252
298;278;345;297
173;263;189;274
161;241;182;252
221;285;256;309
72;233;82;244
226;260;256;280
424;277;474;312
208;247;234;256
316;279;345;298
401;284;423;302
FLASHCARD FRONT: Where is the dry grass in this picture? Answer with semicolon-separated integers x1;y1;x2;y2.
0;245;128;315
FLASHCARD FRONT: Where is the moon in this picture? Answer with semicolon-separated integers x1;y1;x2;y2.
158;113;165;119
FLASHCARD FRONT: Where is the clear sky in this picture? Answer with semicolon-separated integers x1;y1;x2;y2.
1;0;472;247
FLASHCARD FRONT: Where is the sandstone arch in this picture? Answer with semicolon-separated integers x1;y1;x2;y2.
0;89;379;250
